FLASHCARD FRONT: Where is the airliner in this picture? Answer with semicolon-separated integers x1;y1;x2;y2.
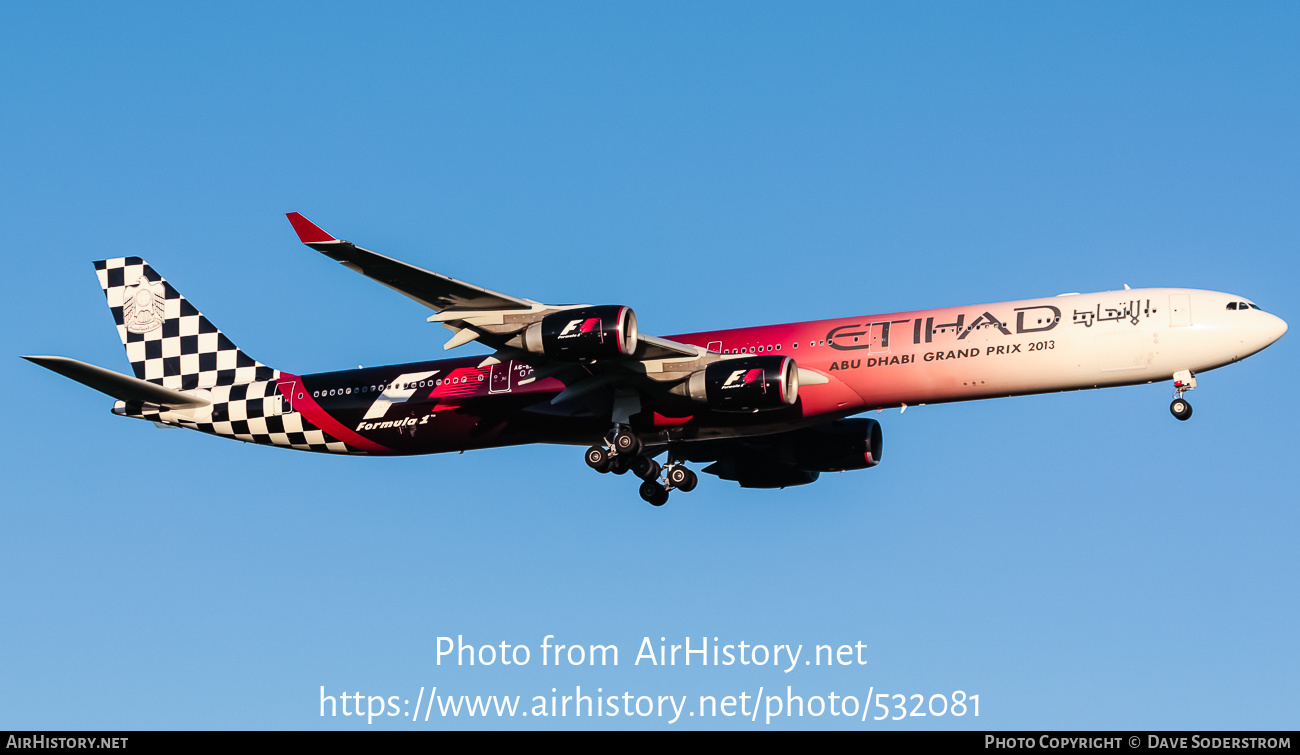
25;214;1287;505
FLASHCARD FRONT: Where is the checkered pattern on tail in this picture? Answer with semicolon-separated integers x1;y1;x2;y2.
95;257;276;391
114;380;352;454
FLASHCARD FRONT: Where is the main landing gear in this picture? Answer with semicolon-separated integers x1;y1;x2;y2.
638;460;697;507
583;426;641;474
1169;370;1196;421
584;428;697;506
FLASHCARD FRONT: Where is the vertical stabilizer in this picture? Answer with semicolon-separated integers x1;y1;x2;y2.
94;257;276;390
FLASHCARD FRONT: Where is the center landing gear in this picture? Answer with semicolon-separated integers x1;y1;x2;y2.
1169;369;1197;422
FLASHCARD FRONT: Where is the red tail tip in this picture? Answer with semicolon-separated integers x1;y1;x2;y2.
285;212;336;243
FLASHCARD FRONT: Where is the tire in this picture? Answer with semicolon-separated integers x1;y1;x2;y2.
613;430;642;456
677;469;698;493
667;465;691;489
611;456;630;475
585;445;612;472
639;479;668;506
632;456;660;481
1170;399;1192;421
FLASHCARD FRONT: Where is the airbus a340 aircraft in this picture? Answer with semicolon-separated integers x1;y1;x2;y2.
26;214;1287;505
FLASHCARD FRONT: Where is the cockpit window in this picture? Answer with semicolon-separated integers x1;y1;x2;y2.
1226;301;1261;311
1248;303;1262;310
1227;302;1238;310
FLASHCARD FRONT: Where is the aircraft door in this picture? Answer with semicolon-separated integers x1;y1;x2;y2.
490;362;513;394
1169;295;1192;327
273;380;297;415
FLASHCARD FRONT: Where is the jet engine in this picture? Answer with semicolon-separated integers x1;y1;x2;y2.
521;305;638;360
788;418;883;472
677;355;799;411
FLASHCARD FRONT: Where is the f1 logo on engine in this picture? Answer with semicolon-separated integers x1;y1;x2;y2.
560;317;602;337
722;368;764;389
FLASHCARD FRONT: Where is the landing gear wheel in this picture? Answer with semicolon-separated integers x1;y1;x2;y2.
639;479;669;506
1170;398;1193;421
631;456;661;481
613;429;642;456
610;455;631;475
667;465;697;492
585;445;612;472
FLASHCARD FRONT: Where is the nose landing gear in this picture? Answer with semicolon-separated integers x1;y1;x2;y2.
1169;370;1196;421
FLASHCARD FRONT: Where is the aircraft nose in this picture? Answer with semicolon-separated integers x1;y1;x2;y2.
1265;312;1288;345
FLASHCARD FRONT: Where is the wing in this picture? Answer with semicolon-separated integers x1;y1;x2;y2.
286;213;720;407
286;213;535;312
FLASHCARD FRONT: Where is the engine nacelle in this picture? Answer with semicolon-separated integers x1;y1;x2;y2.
790;418;883;472
522;305;638;360
702;457;820;489
679;355;799;411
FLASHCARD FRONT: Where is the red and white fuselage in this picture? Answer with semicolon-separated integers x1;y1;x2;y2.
115;286;1285;455
670;287;1286;423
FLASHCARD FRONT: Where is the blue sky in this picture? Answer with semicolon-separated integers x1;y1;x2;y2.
3;2;1297;730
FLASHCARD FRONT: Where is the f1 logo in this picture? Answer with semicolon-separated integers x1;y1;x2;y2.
560;318;601;336
362;370;439;420
722;368;764;388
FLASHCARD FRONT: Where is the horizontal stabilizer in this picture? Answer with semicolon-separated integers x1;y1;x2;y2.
23;356;211;408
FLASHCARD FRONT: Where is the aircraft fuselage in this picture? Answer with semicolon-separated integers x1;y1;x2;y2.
123;286;1285;456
